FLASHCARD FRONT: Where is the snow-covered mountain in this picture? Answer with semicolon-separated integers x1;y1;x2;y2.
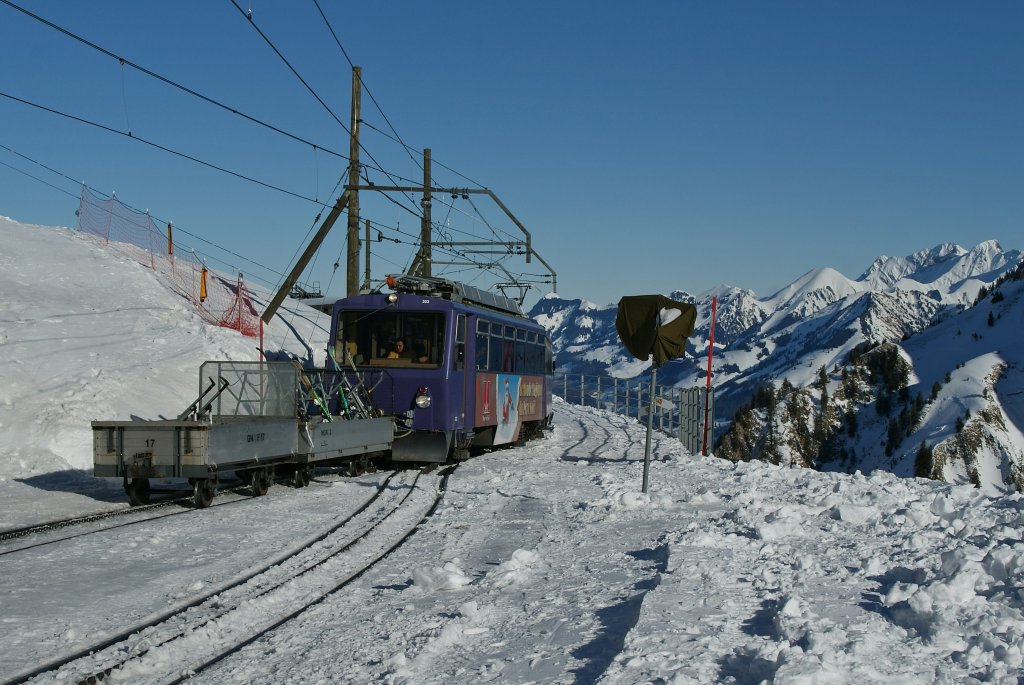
859;240;1013;298
530;241;1024;492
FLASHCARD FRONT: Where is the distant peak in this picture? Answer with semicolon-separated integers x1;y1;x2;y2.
969;239;1003;253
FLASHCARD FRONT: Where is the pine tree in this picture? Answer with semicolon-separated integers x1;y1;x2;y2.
886;418;902;456
914;441;933;478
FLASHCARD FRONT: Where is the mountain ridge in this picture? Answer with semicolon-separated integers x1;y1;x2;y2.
530;240;1024;492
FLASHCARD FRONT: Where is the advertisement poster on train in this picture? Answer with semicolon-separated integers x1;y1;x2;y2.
494;374;520;445
475;373;519;445
476;374;545;445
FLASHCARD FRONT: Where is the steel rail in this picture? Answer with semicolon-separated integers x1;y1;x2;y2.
171;464;454;684
1;470;404;685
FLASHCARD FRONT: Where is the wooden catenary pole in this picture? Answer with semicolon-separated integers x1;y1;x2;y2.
346;66;362;296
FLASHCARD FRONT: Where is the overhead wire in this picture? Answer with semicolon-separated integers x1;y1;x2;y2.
0;0;355;166
229;0;424;221
0;142;287;285
229;1;539;291
0;142;85;193
307;0;501;241
0;0;443;199
0;158;79;200
3;0;544;300
310;0;423;174
0;91;328;206
360;119;487;188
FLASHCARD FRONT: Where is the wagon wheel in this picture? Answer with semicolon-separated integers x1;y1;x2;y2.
294;467;311;488
192;478;215;508
252;467;272;496
347;457;366;477
126;478;151;506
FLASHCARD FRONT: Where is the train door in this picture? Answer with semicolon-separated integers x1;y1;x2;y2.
452;312;471;458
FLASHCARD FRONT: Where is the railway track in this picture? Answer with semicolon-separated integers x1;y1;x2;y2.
3;465;452;685
0;469;361;557
0;495;194;544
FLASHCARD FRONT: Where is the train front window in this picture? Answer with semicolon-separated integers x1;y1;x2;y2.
335;310;445;367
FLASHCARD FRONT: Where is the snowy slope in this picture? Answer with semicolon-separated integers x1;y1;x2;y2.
3;218;1024;683
0;217;329;520
869;276;1024;490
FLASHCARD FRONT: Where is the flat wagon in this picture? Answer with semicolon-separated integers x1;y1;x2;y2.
93;360;393;507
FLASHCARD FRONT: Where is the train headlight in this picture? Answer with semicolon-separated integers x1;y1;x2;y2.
415;387;432;409
386;293;399;305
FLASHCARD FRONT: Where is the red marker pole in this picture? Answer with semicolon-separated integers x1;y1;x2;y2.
702;296;717;456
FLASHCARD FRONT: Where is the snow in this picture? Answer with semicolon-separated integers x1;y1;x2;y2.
659;307;682;326
3;218;1024;683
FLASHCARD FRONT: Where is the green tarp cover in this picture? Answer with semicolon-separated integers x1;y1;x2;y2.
615;295;697;366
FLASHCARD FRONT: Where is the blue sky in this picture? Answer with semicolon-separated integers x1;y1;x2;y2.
2;2;1022;307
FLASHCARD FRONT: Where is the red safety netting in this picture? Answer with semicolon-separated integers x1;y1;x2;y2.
77;187;260;338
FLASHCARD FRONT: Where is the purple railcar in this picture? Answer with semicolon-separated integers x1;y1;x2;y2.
328;276;553;462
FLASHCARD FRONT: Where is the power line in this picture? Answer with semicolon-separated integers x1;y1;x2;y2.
0;90;327;205
0;0;432;189
2;0;542;296
227;0;350;135
2;0;474;228
80;185;287;285
228;2;429;219
2;135;508;294
0;142;84;193
361;119;487;188
0;158;79;200
308;0;498;235
311;0;422;174
0;141;289;284
0;0;354;165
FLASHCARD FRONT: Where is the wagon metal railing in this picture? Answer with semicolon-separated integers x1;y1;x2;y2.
199;361;299;418
551;372;714;455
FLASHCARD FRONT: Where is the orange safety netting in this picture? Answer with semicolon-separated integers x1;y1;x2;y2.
77;187;261;338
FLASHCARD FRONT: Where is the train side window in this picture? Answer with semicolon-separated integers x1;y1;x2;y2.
497;325;513;372
524;331;540;374
490;324;504;371
515;329;527;372
476;320;490;370
525;341;539;374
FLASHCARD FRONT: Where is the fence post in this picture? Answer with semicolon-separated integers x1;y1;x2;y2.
676;387;682;437
103;194;114;244
637;381;643;420
659;384;665;433
580;374;585;406
676;388;682;441
596;376;601;410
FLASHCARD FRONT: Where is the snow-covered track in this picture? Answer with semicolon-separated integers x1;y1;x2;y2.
0;476;313;557
0;469;368;556
4;466;452;685
0;494;252;558
0;496;195;545
557;400;645;461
